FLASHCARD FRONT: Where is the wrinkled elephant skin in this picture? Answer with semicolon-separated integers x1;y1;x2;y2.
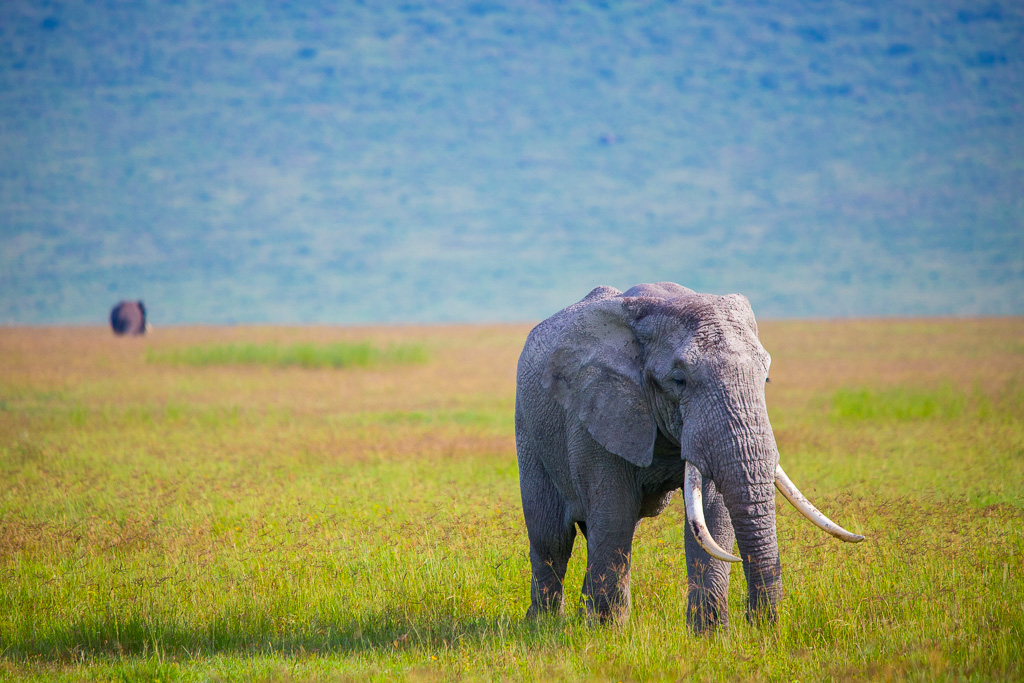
515;283;862;631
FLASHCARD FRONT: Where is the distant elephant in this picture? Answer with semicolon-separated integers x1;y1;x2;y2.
515;283;863;631
109;300;148;336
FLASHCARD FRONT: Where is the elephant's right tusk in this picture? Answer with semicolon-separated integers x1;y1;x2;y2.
684;462;742;563
774;464;865;543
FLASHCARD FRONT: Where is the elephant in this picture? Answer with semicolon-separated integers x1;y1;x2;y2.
110;300;149;336
514;283;863;632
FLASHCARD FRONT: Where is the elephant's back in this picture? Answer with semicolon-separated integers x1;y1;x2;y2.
622;282;694;299
518;285;622;379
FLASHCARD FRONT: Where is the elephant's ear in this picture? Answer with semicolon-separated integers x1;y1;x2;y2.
543;297;656;467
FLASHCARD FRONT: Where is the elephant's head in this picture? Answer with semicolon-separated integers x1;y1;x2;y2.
545;284;862;623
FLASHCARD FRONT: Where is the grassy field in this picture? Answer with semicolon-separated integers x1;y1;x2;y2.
145;340;431;370
1;319;1022;681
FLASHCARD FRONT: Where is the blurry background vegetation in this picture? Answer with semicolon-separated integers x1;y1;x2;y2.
1;0;1022;324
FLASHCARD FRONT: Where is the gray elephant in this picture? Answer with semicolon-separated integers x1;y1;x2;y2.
110;300;149;336
515;283;863;631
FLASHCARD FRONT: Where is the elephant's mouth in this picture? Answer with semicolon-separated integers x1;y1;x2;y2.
683;461;864;563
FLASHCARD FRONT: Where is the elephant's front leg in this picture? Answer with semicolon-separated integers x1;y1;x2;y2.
684;476;735;633
570;435;642;623
580;513;639;624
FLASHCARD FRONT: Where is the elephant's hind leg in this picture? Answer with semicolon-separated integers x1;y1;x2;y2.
521;462;577;618
526;523;576;618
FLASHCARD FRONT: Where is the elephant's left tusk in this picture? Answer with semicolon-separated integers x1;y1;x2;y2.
684;462;741;563
774;464;865;543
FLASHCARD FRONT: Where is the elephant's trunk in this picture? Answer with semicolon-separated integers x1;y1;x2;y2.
717;454;782;623
685;379;783;623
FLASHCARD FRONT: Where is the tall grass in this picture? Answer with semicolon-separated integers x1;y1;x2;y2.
145;341;429;369
0;320;1022;681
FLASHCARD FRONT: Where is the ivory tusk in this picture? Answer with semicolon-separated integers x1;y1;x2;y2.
774;464;865;543
684;462;742;563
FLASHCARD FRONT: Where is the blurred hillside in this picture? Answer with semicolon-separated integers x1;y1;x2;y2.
1;1;1022;324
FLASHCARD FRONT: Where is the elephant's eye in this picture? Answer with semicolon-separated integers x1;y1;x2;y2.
668;368;687;387
766;376;771;384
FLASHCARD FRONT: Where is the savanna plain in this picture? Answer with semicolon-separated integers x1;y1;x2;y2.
1;319;1022;682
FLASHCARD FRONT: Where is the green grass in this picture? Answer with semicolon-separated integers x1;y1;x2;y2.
145;341;430;369
831;385;969;421
1;321;1023;681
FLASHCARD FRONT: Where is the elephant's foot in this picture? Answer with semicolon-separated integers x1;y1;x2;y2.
579;599;629;626
526;580;568;620
579;568;631;625
525;600;564;621
743;593;780;628
686;590;729;634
